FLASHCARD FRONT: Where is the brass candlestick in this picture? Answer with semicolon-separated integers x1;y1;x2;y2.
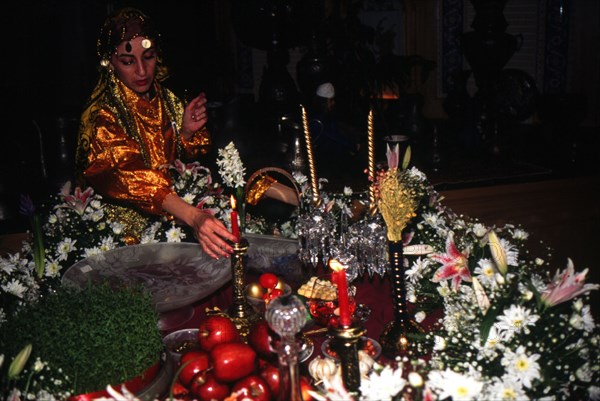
228;237;260;338
329;324;366;395
379;240;423;357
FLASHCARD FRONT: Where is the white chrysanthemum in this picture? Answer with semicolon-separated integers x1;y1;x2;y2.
576;362;593;382
90;199;102;209
486;375;529;401
422;212;445;229
474;258;497;288
407;166;426;181
343;186;353;196
89;209;104;222
48;214;58;224
501;345;541;388
589;385;600;400
33;357;45;372
182;193;195;204
433;335;446;351
427;369;484;401
84;247;102;257
99;237;116;252
2;279;27;298
166;227;185;242
437;280;451;297
496;305;539;339
511;228;529;241
359;364;407;400
44;260;61;278
0;259;16;274
499;237;519;266
56;238;77;261
406;257;430;283
472;223;488;237
111;222;124;235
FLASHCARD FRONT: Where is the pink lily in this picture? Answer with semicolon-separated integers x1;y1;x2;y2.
57;182;94;215
386;143;400;169
541;258;599;307
431;233;472;290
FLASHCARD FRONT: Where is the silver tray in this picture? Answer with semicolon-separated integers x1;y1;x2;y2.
61;235;299;313
62;243;231;312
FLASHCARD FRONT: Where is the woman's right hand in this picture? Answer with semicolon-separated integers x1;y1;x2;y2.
162;193;236;259
191;210;236;259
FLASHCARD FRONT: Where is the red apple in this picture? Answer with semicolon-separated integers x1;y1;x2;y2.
198;315;240;352
190;371;231;401
178;350;211;386
231;374;271;401
248;320;275;360
211;342;257;383
259;273;279;289
259;362;280;396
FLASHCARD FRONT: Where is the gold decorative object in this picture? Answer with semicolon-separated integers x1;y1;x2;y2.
377;166;421;357
301;105;320;206
329;324;366;395
228;237;261;338
367;108;377;216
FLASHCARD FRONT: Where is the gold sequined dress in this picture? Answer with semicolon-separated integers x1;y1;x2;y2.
77;77;210;242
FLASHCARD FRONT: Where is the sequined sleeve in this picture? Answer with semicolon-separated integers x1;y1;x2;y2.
245;175;277;206
181;126;211;159
83;109;174;215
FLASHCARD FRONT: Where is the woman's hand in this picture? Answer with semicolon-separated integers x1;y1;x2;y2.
162;193;236;259
191;211;236;259
181;92;208;139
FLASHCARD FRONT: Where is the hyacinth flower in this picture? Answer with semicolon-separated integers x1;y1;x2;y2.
540;258;599;308
431;232;472;291
56;181;94;216
19;194;45;278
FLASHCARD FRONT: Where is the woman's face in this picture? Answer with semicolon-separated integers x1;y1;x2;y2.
110;36;157;98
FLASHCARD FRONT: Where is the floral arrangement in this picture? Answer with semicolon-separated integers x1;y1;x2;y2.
300;146;600;401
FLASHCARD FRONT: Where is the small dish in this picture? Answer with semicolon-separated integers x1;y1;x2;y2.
162;328;200;363
321;336;381;361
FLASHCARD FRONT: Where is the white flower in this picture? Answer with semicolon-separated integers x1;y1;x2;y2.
495;305;539;339
474;258;497;288
166;227;185;242
407;166;426;181
48;214;58;224
182;193;195;204
1;259;17;274
56;238;77;261
511;228;529;241
589;385;600;401
427;369;484;401
84;247;102;257
535;257;544;265
408;371;423;387
2;279;28;298
99;237;116;252
500;345;541;388
33;358;45;372
415;311;426;323
405;257;430;283
216;141;245;188
486;375;529;401
437;280;451;297
44;260;61;278
111;222;124;235
343;186;353;196
433;335;446;351
472;223;488;237
359;364;406;400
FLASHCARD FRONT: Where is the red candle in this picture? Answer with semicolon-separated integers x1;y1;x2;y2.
230;195;240;242
329;259;352;327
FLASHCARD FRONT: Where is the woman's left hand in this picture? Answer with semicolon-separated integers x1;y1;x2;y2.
181;92;208;139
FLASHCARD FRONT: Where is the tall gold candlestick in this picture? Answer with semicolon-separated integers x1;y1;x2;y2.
367;109;377;215
301;105;319;205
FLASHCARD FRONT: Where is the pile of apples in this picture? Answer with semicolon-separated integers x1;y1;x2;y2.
172;306;315;400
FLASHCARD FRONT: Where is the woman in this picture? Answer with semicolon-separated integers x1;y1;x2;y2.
76;7;236;259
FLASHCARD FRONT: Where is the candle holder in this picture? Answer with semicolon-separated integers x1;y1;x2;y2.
379;240;423;357
328;324;366;396
228;237;260;338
